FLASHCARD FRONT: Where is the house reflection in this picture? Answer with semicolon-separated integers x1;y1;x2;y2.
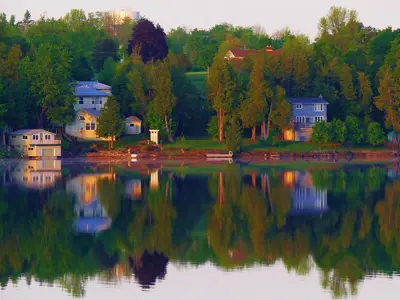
149;169;159;190
4;160;62;190
285;171;328;215
66;173;115;234
125;180;142;200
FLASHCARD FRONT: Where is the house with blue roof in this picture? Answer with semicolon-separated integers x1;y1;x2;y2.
286;95;329;141
65;81;112;140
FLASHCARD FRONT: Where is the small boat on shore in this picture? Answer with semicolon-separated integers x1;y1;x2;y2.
206;151;233;158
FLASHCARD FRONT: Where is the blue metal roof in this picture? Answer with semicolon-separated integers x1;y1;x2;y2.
74;85;110;97
81;108;101;118
73;217;111;234
289;98;329;104
77;81;111;90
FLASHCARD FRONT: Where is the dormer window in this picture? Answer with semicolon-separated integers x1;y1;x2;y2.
78;116;85;121
296;104;303;109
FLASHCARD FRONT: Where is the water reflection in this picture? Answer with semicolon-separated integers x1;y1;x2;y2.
0;161;398;298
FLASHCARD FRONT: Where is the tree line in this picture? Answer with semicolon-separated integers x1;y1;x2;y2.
1;7;400;148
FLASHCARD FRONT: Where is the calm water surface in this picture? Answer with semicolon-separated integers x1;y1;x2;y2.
1;159;400;299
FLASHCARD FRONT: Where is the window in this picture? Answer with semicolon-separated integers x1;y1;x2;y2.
94;96;101;104
296;103;303;109
315;116;324;122
100;99;103;105
129;124;135;128
79;97;84;105
85;123;91;130
45;135;51;140
22;135;28;140
314;104;324;112
92;99;95;104
11;135;16;139
32;135;38;140
78;116;85;121
28;147;34;150
91;122;96;130
296;116;306;123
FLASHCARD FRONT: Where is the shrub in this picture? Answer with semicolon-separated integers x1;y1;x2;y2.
311;121;329;146
367;122;385;146
329;119;346;144
345;116;364;145
207;116;219;140
225;117;242;153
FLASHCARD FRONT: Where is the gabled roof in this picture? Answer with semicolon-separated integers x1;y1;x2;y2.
74;85;110;97
81;108;101;118
10;129;55;135
126;116;142;123
229;49;259;58
77;81;111;90
289;97;329;104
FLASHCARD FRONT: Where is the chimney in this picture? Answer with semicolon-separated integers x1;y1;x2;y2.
265;45;273;52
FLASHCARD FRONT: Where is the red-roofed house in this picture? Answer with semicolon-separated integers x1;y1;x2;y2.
224;45;281;60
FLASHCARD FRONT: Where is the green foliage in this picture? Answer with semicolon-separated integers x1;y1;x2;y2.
345;116;364;145
207;116;219;140
96;57;117;85
311;121;330;145
329;119;346;144
367;122;386;146
92;37;119;72
224;117;242;153
96;95;124;148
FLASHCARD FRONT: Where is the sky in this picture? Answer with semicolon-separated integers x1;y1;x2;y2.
0;262;400;300
1;0;400;39
2;262;400;300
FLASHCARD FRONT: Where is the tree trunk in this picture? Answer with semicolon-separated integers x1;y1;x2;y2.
251;125;257;141
218;172;224;206
261;119;266;140
164;114;173;142
38;109;46;129
266;100;274;139
266;174;273;213
218;108;224;142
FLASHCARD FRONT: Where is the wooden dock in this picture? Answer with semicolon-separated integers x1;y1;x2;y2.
206;151;233;158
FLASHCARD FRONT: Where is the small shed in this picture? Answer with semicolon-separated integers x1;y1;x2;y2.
125;116;142;135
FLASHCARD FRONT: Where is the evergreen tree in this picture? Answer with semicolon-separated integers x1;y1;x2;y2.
96;95;124;149
268;86;291;136
239;52;268;140
127;18;168;63
225;116;242;153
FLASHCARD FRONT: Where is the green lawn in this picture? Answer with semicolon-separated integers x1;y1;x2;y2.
185;71;207;95
165;138;390;152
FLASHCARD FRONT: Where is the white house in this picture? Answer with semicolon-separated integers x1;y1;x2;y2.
65;81;112;140
8;129;61;157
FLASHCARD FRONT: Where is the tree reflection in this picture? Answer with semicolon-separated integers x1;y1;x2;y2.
0;163;398;299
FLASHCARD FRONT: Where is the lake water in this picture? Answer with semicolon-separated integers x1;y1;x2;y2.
1;159;400;299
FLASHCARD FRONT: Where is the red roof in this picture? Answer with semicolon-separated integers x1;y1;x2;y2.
229;49;259;59
126;116;142;123
226;47;282;60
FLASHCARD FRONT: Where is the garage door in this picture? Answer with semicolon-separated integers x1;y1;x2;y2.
42;148;54;157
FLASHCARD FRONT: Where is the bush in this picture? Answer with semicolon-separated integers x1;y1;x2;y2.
329;119;346;144
225;117;242;153
367;122;385;146
345;116;364;145
311;121;329;145
207;116;219;140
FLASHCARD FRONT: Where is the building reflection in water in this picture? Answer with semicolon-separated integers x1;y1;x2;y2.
125;180;142;200
66;173;115;234
284;171;328;215
2;159;62;190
